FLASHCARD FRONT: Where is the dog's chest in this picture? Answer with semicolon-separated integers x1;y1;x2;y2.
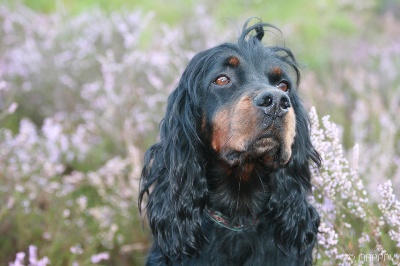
183;220;298;266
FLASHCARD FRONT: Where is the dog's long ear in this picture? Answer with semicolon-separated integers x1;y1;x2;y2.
268;100;320;263
139;53;209;261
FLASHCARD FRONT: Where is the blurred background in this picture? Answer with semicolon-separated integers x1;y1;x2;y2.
0;0;399;265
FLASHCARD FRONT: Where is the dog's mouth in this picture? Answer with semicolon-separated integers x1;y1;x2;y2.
221;133;291;168
211;98;296;169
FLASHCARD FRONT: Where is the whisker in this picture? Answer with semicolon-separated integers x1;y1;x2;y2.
255;168;266;193
236;172;242;212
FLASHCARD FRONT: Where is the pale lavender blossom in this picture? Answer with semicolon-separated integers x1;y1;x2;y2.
9;252;25;266
8;246;50;266
7;102;18;114
91;252;110;263
70;244;84;255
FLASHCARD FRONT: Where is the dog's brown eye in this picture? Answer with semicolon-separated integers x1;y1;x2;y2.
277;82;288;92
214;75;230;86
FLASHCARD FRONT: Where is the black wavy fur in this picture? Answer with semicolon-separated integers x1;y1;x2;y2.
139;19;321;266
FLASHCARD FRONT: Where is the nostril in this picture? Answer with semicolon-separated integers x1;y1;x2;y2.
263;95;273;107
280;97;291;110
255;93;274;107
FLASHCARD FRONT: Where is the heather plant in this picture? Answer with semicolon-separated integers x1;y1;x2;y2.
0;115;148;264
0;2;399;266
9;245;50;266
0;5;226;151
309;107;400;265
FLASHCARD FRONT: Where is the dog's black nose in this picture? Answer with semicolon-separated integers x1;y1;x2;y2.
254;90;291;116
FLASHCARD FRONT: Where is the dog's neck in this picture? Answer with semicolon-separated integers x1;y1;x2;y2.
206;158;273;225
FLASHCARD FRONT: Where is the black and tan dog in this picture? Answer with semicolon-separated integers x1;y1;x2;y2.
139;19;321;266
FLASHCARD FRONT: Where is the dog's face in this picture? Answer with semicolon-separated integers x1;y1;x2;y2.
198;45;297;170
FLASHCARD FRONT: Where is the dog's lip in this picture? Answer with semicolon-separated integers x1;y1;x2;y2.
251;135;280;151
219;122;282;165
252;129;279;144
254;132;275;141
222;134;280;165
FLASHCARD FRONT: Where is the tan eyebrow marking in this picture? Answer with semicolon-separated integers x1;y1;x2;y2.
227;56;240;68
271;66;283;77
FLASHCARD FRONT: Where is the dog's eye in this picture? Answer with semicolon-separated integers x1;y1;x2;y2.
277;82;289;92
214;75;230;86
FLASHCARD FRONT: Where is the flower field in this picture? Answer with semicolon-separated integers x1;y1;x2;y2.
0;2;399;265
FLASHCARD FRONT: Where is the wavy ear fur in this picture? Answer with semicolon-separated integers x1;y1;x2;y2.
268;93;321;263
139;55;209;261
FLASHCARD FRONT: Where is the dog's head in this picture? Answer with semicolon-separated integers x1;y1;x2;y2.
178;22;309;173
201;41;297;170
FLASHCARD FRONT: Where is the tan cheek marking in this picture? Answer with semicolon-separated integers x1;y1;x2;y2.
211;95;259;153
283;108;296;158
211;108;230;152
231;96;258;150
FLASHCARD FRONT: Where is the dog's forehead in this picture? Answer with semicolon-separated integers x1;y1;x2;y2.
206;44;290;73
